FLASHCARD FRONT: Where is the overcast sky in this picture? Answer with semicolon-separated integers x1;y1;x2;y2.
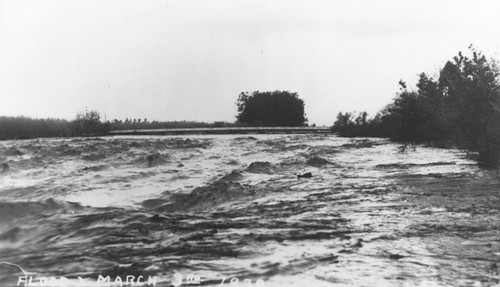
1;0;500;125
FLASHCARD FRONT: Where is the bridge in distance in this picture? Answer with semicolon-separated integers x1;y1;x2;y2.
108;127;332;136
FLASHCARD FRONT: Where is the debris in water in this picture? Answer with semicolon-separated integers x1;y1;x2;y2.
298;172;313;179
352;238;363;248
81;165;108;172
318;254;339;263
389;254;406;260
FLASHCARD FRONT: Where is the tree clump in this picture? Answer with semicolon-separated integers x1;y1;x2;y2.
72;110;110;136
236;90;308;126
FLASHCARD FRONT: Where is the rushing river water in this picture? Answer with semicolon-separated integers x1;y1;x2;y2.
0;134;499;287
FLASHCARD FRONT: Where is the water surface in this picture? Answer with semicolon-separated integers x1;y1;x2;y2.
0;135;499;286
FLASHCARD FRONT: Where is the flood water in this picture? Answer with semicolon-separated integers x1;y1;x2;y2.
0;134;499;287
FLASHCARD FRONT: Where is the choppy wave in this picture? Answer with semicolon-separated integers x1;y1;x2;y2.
0;135;499;286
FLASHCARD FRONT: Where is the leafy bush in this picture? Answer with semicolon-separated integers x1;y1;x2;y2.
332;112;382;137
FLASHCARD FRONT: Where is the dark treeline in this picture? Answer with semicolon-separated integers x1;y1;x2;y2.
0;113;246;140
0;110;110;140
0;116;72;140
1;90;309;140
333;47;500;167
109;119;246;130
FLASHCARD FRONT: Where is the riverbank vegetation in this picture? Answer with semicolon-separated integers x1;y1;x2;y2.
333;47;500;167
0;113;244;140
2;48;498;167
0;110;110;140
0;116;72;140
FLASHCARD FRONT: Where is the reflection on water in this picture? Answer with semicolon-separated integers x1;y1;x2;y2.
0;135;499;286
